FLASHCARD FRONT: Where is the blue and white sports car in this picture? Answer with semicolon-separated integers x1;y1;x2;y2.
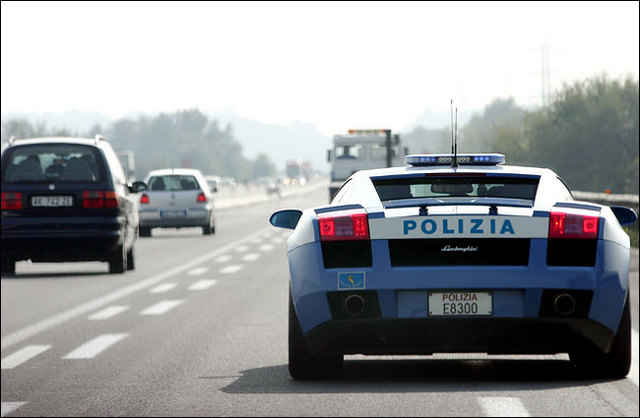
270;153;637;380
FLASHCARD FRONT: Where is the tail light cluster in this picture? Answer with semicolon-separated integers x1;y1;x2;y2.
549;210;599;239
1;192;23;210
318;209;370;241
547;208;600;267
83;191;119;209
318;209;372;268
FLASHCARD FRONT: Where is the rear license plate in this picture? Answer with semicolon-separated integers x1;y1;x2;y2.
428;291;493;316
31;195;73;207
160;209;187;218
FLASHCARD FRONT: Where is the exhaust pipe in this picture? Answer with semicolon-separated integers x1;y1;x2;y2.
344;294;366;316
553;293;576;316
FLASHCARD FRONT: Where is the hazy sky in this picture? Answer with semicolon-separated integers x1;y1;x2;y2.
2;1;638;135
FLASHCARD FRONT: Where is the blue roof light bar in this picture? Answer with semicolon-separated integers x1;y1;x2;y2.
405;153;505;166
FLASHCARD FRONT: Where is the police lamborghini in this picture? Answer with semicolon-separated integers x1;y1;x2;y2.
270;153;637;380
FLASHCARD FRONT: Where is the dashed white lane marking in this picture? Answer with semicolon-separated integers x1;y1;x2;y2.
188;267;209;276
63;334;128;359
149;283;178;294
259;244;274;251
1;345;51;369
630;329;639;387
220;265;243;274
1;402;26;417
478;397;530;417
242;253;260;262
0;226;271;351
215;255;232;263
189;279;217;290
88;306;129;321
140;300;185;316
235;245;249;253
271;237;283;244
250;238;262;244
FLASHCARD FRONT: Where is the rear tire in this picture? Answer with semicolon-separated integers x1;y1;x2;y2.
570;293;631;378
126;247;135;271
139;227;152;237
109;244;127;274
289;289;343;380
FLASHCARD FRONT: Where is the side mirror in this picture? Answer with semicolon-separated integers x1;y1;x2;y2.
210;186;218;193
129;181;148;193
611;206;638;226
270;209;303;229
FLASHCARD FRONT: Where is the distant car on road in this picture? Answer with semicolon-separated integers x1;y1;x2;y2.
138;168;215;237
204;175;220;193
1;136;147;275
270;152;637;380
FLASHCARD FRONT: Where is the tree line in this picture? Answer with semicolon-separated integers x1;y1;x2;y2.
1;109;276;181
403;75;639;194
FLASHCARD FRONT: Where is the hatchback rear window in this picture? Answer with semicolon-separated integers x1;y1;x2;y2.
148;175;200;191
2;144;105;184
372;175;540;201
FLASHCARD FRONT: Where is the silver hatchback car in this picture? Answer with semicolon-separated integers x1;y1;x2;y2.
138;168;215;236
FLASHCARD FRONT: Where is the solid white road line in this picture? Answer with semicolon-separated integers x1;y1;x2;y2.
140;300;185;316
188;267;209;276
189;279;217;291
1;402;26;417
149;283;178;294
63;334;128;360
220;265;243;274
88;305;129;321
242;253;260;262
1;226;271;351
1;345;51;369
478;397;530;417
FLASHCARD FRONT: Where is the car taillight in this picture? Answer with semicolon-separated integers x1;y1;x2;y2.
318;210;369;241
83;190;119;209
1;192;23;210
140;193;150;204
196;192;207;203
549;210;599;239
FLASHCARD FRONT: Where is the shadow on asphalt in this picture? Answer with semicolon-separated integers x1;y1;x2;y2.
218;358;613;394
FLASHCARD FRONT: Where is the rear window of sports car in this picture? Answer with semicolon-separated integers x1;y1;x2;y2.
372;175;540;201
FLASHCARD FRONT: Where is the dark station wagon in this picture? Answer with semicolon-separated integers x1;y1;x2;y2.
1;136;147;275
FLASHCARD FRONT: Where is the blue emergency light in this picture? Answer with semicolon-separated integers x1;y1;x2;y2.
405;153;505;167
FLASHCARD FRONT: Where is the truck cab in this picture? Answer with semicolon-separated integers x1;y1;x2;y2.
327;129;405;201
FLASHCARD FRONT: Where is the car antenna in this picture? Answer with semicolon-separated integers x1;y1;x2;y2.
451;100;459;168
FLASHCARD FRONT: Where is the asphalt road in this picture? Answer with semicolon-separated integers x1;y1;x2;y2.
1;183;638;417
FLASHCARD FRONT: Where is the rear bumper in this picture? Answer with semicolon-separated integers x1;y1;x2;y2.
138;208;211;228
2;229;123;262
304;316;615;356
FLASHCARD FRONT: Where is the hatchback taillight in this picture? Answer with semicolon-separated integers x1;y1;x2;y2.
549;210;599;239
318;210;370;241
140;193;150;204
1;192;23;210
196;192;207;203
83;190;119;209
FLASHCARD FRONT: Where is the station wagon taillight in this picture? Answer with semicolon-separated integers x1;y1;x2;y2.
1;192;23;210
82;190;119;209
548;210;599;239
318;210;370;241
